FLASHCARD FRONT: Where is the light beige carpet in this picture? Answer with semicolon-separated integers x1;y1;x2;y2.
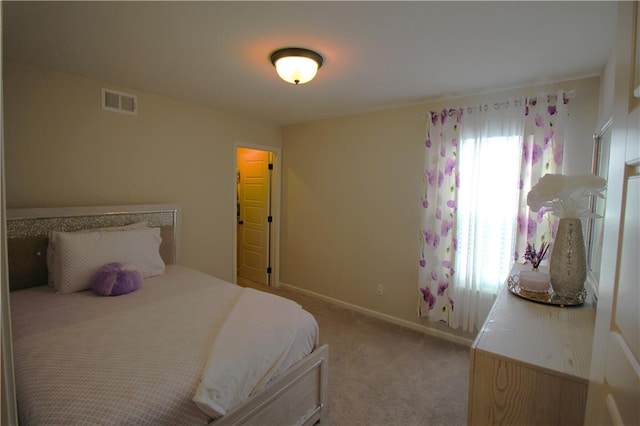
238;278;470;426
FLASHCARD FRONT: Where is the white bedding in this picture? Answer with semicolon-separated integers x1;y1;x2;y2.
193;287;303;417
10;265;319;425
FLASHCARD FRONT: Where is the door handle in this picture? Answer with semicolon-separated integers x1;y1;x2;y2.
238;220;244;225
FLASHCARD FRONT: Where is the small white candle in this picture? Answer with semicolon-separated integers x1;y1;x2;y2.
519;271;550;292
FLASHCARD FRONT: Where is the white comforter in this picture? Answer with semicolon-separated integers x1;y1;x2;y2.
10;265;318;425
193;287;304;417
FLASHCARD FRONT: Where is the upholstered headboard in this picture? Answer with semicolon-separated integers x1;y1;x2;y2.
6;205;180;291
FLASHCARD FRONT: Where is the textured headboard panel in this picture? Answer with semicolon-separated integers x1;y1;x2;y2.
6;205;180;291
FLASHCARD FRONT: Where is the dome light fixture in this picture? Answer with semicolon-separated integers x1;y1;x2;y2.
270;47;324;85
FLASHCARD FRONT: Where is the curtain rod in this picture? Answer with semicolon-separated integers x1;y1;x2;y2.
465;90;575;114
432;90;576;117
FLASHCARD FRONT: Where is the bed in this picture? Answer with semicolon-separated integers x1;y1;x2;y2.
6;204;329;425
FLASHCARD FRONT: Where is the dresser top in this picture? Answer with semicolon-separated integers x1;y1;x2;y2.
472;264;595;380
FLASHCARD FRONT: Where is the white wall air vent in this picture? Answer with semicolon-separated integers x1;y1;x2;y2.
101;88;137;115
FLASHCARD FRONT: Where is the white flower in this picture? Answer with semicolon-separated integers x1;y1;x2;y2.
527;173;606;218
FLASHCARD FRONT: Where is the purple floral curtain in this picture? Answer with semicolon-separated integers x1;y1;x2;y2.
418;90;571;330
418;108;461;325
514;90;571;266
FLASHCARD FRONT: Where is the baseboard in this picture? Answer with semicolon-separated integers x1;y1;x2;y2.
279;282;474;347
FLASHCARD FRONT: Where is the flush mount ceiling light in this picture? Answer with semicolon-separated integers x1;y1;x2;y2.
270;47;324;85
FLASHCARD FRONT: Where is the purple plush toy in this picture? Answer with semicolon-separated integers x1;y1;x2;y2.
92;262;142;296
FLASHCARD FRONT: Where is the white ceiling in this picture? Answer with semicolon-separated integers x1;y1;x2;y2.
3;1;617;125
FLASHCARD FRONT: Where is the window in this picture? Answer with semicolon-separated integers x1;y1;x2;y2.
455;135;521;295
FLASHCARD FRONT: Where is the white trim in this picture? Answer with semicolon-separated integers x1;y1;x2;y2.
280;281;474;347
605;394;624;426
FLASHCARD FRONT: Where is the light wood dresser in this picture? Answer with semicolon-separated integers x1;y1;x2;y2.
468;265;595;425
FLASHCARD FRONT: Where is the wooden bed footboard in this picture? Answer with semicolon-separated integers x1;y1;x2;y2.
211;344;329;426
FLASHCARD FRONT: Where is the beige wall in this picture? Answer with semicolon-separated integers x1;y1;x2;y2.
3;62;282;281
281;77;601;336
3;61;601;339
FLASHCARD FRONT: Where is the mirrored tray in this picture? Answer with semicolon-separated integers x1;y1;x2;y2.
507;274;586;307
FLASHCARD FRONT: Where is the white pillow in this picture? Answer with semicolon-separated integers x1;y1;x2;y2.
47;222;148;287
50;227;165;294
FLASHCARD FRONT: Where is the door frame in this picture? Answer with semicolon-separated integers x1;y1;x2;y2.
233;142;281;288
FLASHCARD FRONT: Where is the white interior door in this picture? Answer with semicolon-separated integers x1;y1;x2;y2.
586;2;640;424
237;148;271;285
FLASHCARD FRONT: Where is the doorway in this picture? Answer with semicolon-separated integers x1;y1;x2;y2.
235;145;278;287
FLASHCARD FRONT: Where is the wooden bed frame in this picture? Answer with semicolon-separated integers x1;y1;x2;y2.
6;204;329;426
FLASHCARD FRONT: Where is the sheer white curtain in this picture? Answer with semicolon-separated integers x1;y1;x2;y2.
419;92;571;333
449;102;524;332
